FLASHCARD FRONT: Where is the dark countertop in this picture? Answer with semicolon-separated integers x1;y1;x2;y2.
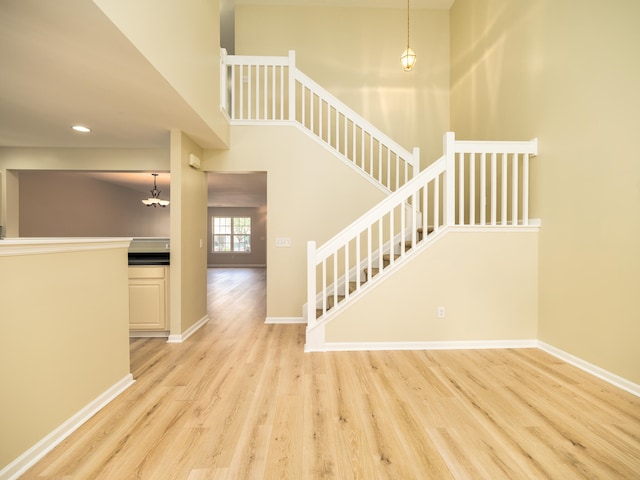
128;252;170;266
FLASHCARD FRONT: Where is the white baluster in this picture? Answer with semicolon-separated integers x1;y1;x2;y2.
301;87;306;128
480;152;487;226
231;65;236;120
523;153;529;226
434;174;440;232
253;65;261;120
411;192;418;248
288;50;295;122
307;241;316;323
322;257;327;315
512;153;518;226
491;152;497;225
248;65;253;120
458;152;465;225
356;233;361;288
470;152;476;225
378;142;383;186
369;135;374;176
501;153;508;225
352;121;356;164
309;90;316;133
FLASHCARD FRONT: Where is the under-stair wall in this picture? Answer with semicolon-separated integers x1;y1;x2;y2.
318;228;539;351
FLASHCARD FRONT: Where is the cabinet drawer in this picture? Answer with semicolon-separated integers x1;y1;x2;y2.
128;266;166;279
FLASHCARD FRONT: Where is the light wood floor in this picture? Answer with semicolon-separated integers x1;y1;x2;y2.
24;268;640;479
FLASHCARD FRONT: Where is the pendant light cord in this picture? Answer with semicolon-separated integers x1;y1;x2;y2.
407;0;410;49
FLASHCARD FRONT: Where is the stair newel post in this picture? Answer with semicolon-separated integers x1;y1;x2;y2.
307;240;317;326
288;50;296;122
444;131;456;226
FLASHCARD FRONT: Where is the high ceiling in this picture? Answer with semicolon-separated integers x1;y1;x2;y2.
0;0;451;206
235;0;453;7
0;0;218;149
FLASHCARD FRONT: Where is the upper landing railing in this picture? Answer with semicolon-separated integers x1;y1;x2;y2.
220;49;419;192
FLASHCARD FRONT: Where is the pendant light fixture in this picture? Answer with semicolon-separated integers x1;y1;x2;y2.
400;0;416;72
142;173;169;207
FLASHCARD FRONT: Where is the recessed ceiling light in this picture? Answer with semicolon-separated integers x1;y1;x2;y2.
72;125;91;133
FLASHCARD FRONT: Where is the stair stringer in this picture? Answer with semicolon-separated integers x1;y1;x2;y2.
305;226;540;352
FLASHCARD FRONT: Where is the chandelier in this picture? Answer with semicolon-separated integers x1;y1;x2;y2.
142;173;169;207
400;0;416;71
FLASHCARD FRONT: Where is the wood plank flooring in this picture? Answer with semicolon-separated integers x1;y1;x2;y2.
23;267;640;479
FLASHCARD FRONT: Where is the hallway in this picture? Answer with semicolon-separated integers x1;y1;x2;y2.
22;268;640;479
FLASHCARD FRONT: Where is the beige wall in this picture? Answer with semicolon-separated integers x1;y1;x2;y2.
235;5;450;168
450;0;640;383
203;125;388;319
325;230;538;343
0;241;131;469
94;0;230;149
170;131;208;335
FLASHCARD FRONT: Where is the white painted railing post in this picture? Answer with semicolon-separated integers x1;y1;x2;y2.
220;48;228;115
288;50;296;122
412;147;420;180
307;240;316;326
444;131;456;226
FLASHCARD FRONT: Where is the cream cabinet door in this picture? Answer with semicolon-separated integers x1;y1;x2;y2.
128;267;167;331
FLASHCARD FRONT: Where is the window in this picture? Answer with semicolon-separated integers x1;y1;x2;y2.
212;216;251;253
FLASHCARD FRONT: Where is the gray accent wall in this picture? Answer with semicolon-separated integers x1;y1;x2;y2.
18;171;170;238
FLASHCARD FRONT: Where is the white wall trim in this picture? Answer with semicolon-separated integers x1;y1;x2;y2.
312;339;538;353
0;237;132;257
537;341;640;398
265;316;306;324
167;315;209;343
129;330;169;338
0;374;134;480
208;264;266;268
306;339;639;397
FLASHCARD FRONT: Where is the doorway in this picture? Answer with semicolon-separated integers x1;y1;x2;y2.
207;172;267;268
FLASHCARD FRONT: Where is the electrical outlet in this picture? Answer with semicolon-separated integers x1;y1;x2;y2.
437;306;446;319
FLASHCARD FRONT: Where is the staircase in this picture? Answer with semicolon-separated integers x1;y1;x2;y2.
221;50;538;352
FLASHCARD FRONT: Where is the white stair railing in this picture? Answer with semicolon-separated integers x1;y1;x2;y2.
221;49;418;191
306;132;538;348
445;132;539;227
307;155;446;328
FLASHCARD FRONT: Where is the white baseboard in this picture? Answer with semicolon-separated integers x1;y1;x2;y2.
315;339;537;353
129;330;169;338
307;338;639;397
0;374;135;480
265;316;306;324
537;341;640;397
207;264;266;268
167;315;209;343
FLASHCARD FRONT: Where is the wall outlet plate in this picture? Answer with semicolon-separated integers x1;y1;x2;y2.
275;237;291;248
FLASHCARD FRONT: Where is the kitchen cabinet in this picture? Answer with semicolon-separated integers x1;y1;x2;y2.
128;266;169;332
